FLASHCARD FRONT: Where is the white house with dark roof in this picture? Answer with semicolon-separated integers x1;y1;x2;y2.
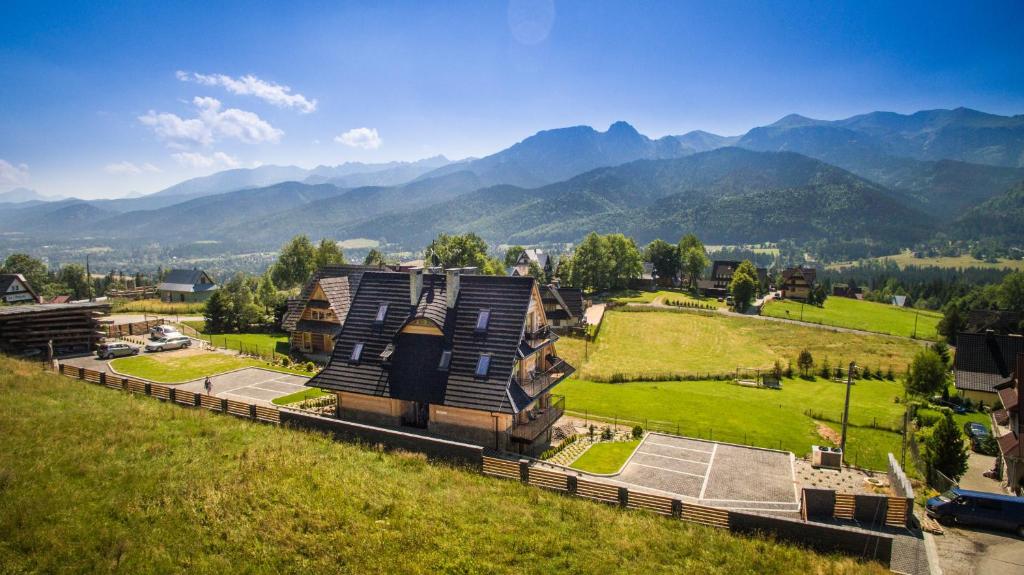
157;269;217;303
508;249;554;278
0;273;40;305
308;268;574;455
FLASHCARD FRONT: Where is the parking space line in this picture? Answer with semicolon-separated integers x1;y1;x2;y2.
638;452;709;466
630;462;705;478
698;444;718;499
644;441;714;454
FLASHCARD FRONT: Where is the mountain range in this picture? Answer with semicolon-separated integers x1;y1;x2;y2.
2;107;1022;251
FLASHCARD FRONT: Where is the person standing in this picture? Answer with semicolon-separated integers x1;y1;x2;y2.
204;377;212;395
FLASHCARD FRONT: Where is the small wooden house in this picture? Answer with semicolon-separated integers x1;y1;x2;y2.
780;266;817;301
542;284;586;331
508;249;554;278
0;273;40;304
157;269;217;303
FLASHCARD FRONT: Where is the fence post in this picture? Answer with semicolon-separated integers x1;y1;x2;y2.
617;487;629;507
99;372;106;386
567;475;578;495
78;367;85;379
671;499;682;518
221;398;228;412
169;388;176;403
519;459;530;484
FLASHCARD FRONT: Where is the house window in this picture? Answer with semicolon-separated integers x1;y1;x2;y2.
438;349;452;371
375;303;389;322
475;353;491;377
475;309;491;333
349;342;364;363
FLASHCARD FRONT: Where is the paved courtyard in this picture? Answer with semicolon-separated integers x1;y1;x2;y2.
177;368;311;406
616;433;800;512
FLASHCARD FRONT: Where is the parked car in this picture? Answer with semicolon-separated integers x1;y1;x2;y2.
930;396;968;414
145;335;192;352
963;422;991;451
926;488;1024;537
149;324;181;339
96;342;139;359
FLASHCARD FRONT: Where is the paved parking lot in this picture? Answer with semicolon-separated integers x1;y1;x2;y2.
177;368;310;406
616;433;799;512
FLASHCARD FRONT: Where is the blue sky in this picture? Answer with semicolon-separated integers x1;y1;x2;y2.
1;0;1022;199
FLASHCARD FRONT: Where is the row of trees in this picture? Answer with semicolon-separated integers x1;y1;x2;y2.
558;233;643;292
270;236;347;289
643;233;710;289
0;253;125;300
204;272;283;332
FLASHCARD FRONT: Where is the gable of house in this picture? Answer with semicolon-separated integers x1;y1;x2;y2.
0;274;40;304
157;269;216;293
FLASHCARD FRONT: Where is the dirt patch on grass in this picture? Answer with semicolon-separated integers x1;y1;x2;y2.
816;422;841;444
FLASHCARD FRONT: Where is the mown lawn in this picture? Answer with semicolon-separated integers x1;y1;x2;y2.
762;297;942;340
183;321;290;357
0;357;885;574
560;376;909;472
112;351;311;383
570;440;641;474
609;289;725;308
579;310;924;381
271;387;329;405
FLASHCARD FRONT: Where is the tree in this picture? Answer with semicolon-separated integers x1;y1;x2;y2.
682;247;709;290
924;412;969;482
644;239;679;281
363;248;386;266
1;253;49;292
424;233;504;275
797;349;814;377
905;349;949;397
937;305;965;344
204;289;231;333
57;264;90;299
256;271;280;316
272;235;317;289
997;271;1024;313
314;238;346;270
504;245;526;268
729;260;758;311
570;233;613;292
526;260;546;281
232;284;264;331
606;233;643;290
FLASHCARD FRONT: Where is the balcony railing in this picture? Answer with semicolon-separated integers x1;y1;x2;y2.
510;395;565;442
514;358;574;398
525;324;558;345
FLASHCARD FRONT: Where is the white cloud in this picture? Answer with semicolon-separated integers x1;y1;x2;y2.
0;159;30;186
104;161;162;175
335;127;382;149
139;97;283;147
176;70;317;113
171;151;240;169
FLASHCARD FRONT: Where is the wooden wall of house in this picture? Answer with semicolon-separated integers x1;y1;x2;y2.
336;391;410;427
429;404;512;451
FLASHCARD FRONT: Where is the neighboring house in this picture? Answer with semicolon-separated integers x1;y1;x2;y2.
308;268;575;456
281;264;391;358
953;332;1024;404
509;249;554;279
992;353;1023;495
697;260;768;297
0;302;110;356
0;273;40;304
157;269;217;303
965;310;1021;335
780;266;817;301
542;283;586;330
832;283;862;298
891;295;909;307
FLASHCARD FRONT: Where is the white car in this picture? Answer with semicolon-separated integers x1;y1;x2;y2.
150;324;181;339
145;335;192;352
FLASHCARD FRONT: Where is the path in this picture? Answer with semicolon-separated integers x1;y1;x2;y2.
958;451;1009;494
107;313;205;324
584;303;605;328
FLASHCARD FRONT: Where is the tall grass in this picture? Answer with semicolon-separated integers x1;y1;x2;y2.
0;356;884;574
110;298;206;315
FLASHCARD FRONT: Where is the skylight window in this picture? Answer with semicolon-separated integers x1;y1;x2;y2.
349;342;364;363
380;343;395;363
438;349;452;371
475;353;491;377
475;309;491;333
375;303;389;323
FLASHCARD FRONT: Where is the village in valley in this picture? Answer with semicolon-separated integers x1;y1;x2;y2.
2;3;1024;574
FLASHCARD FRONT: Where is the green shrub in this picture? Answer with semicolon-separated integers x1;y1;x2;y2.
601;426;613;441
304;361;316;373
281;356;291;367
916;408;943;428
631;425;644;439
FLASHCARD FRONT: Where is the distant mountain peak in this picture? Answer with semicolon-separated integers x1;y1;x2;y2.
606;120;640;135
769;113;820;128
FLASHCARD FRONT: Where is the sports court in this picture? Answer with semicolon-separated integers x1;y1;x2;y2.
616;433;800;512
178;368;311;406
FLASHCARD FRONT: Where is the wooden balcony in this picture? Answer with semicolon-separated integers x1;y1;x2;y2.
510;395;565;442
515;358;574;398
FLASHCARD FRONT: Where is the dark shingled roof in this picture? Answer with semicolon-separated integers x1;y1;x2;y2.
0;273;39;302
281;264;389;331
953;332;1024;393
707;261;768;287
782;266;817;285
310;271;552;414
542;285;585;321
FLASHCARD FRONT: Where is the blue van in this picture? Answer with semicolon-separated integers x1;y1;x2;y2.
926;488;1024;537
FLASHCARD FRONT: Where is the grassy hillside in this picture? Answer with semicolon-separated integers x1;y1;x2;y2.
578;310;924;381
0;356;884;574
828;250;1024;271
762;297;942;340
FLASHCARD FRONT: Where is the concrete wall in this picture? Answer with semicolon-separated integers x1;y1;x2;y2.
802;488;835;519
281;409;483;466
729;511;893;564
853;495;888;525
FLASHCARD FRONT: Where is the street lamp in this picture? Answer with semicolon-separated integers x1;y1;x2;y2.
840;361;856;466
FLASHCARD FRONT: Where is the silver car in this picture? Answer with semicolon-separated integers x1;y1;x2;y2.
96;342;140;359
145;335;192;352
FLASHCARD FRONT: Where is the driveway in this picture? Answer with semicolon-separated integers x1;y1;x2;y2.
959;452;1007;494
932;525;1024;575
176;368;310;407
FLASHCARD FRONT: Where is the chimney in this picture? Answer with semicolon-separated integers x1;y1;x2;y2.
446;268;461;309
408;267;423;306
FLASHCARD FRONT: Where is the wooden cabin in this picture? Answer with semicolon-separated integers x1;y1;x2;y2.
0;273;40;305
157;269;217;303
697;260;768;297
309;268;575;456
780;266;817;301
542;284;586;330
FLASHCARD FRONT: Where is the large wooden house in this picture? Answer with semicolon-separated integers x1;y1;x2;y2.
0;273;40;304
542;283;586;331
157;269;217;303
780;266;817;301
308;268;574;456
697;260;768;297
953;332;1024;404
508;249;554;278
281;264;391;358
992;353;1023;494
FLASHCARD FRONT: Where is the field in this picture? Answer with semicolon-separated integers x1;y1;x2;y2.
110;298;206;314
578;310;924;381
183;320;290;358
0;357;883;574
570;440;640;474
609;289;725;308
111;351;311;383
762;297;942;340
560;376;908;472
829;250;1024;271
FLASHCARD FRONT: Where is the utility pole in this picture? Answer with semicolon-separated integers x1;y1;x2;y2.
800;301;805;322
85;254;94;302
840;361;856;466
912;311;919;339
